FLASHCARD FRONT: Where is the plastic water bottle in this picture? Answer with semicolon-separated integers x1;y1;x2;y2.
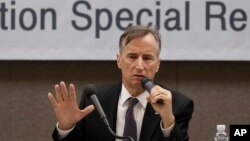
214;124;229;141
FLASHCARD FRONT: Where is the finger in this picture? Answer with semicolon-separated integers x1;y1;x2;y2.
149;94;159;103
150;85;162;95
69;83;76;102
48;92;58;108
60;81;69;101
55;84;63;102
151;92;161;97
150;86;171;98
80;105;95;118
149;91;167;104
152;94;165;103
150;90;161;100
147;96;157;105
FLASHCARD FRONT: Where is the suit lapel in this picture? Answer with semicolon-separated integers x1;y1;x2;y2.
100;83;122;134
98;82;162;141
140;103;161;141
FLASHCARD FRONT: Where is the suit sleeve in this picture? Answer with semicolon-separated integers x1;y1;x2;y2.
52;93;88;141
149;94;194;141
169;99;194;141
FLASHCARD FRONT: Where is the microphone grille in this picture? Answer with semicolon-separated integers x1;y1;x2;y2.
84;84;98;98
141;77;152;88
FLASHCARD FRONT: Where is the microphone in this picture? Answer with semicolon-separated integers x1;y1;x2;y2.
141;77;163;104
84;84;134;141
141;77;155;93
84;84;109;127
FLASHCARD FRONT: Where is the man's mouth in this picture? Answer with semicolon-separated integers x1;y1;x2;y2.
133;75;145;79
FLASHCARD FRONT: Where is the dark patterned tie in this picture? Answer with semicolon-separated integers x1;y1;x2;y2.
123;98;139;141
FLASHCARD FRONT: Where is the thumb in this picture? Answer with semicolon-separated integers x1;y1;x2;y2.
80;105;95;118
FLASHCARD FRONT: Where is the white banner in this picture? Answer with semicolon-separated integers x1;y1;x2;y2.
0;0;249;60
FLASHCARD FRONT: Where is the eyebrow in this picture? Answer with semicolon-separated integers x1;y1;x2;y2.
126;52;155;58
126;52;137;56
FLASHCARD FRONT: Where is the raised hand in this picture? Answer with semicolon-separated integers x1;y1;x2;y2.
48;81;95;130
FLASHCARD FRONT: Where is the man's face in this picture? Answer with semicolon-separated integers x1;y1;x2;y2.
117;33;160;91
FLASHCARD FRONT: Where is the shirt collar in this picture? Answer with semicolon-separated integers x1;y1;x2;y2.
120;84;149;109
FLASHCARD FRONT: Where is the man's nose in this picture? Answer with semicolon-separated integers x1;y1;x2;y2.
135;57;144;71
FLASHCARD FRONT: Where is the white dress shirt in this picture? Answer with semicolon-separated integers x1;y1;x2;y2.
116;84;148;141
56;84;174;140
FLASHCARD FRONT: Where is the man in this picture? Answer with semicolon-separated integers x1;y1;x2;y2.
48;25;194;141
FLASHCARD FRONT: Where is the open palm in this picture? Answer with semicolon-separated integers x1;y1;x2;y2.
48;81;94;130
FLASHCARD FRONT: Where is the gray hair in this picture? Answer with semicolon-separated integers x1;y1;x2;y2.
119;25;161;54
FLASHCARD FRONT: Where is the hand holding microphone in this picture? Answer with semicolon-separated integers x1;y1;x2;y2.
141;77;175;128
141;77;164;104
141;76;172;105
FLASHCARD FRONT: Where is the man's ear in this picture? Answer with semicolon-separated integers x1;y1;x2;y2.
116;54;121;69
156;59;160;72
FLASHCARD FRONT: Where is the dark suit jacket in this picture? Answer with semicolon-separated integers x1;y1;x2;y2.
52;82;194;141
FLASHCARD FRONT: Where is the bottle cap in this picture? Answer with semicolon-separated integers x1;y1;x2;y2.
217;124;226;132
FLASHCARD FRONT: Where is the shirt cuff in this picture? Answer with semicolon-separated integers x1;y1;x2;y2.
56;122;75;139
160;120;174;137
